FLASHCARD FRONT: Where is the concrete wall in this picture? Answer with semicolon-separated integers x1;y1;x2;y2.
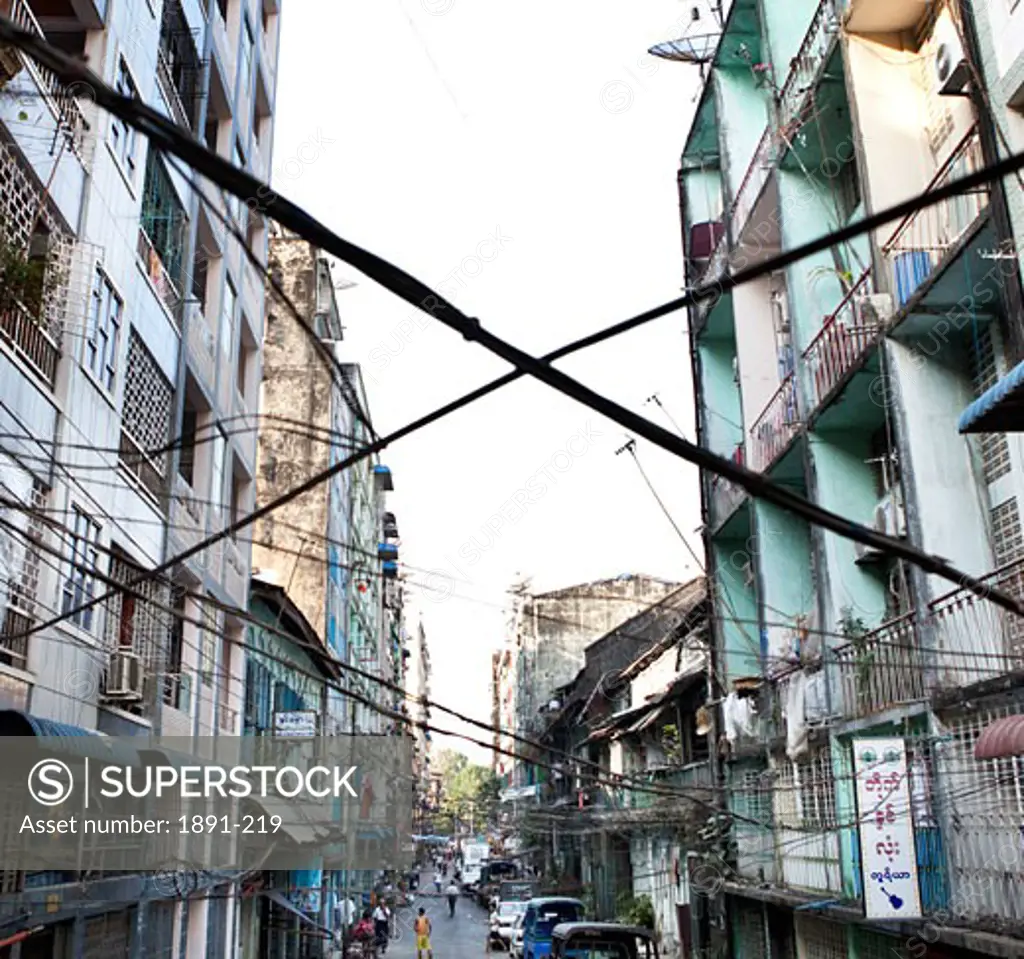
711;536;760;682
682;169;725;227
733;274;780;433
756;502;816;659
760;0;821;85
717;68;771;204
697;338;743;458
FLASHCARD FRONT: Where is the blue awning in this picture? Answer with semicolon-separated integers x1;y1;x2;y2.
0;709;142;766
959;358;1024;433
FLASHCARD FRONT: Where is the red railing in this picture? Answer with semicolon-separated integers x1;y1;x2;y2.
802;270;881;413
882;126;989;306
750;374;801;472
728;127;774;245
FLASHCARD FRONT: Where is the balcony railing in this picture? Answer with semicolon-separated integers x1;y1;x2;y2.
750;373;801;472
0;297;59;386
137;227;182;325
802;270;880;414
185;299;216;392
119;429;166;504
833;613;924;719
709;444;746;527
728;127;774;245
777;0;841;131
882;127;990;308
4;0;90;158
171;472;205;552
156;48;192;131
929;557;1024;689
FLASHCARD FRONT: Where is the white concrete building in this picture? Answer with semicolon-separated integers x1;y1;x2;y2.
0;0;281;955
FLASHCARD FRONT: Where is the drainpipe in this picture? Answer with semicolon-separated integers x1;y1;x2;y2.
958;0;1024;363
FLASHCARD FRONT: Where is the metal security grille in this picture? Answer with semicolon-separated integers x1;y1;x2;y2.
83;910;134;959
206;889;229;959
774;750;841;893
143;901;177;959
852;928;908;959
731;899;767;959
991;497;1024;566
103;549;173;675
0;479;45;663
935;702;1024;924
971;328;1011;484
120;327;174;499
795;915;846;959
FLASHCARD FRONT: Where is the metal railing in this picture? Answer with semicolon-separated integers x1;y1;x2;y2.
0;297;59;386
137;227;182;324
833;613;924;719
119;429;166;504
882;126;990;306
0;607;30;667
170;472;205;553
162;671;193;712
777;0;841;132
4;0;90;158
929;557;1024;689
802;270;880;414
750;373;801;471
709;444;746;526
156;48;192;130
728;127;774;245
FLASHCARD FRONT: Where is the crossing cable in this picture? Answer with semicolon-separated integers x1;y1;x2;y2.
3;16;1024;640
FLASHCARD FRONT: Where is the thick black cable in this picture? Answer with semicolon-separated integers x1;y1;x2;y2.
3;18;1022;632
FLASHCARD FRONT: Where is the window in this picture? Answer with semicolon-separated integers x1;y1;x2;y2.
220;280;236;364
835;154;861;224
230;142;245;222
86;267;122;391
178;403;198;486
62;507;100;631
110;58;138;173
229;474;245;535
120;328;174;499
139;150;187;290
240;21;254;96
210;429;227;526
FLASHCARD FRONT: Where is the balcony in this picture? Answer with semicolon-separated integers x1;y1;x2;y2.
777;0;841;132
137;227;182;327
223;537;247;608
0;297;59;387
929;558;1024;690
844;0;932;35
170;472;206;553
2;0;91;159
155;48;192;131
802;270;884;417
185;299;215;394
833;613;925;719
709;444;746;530
233;389;256;467
881;127;990;312
750;374;801;472
728;127;774;247
119;429;166;505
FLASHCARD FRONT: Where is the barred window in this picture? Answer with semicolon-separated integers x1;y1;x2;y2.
110;58;138;175
104;548;172;672
991;497;1024;567
62;506;100;631
86;266;122;391
120;327;173;499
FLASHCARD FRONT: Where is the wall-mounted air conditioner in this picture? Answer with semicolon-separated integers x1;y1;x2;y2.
855;487;906;563
103;650;145;702
933;18;970;96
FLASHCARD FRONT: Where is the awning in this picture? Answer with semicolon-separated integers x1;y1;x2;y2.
0;709;142;767
262;889;334;939
959;359;1024;433
974;715;1024;759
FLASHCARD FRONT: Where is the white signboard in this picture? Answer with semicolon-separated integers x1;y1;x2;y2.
853;737;922;920
273;710;318;738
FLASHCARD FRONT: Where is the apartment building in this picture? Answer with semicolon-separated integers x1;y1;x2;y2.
678;0;1024;957
0;0;281;955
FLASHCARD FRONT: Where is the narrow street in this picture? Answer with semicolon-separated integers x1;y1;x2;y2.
389;873;490;959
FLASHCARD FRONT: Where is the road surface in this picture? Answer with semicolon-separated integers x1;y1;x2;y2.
388;872;490;959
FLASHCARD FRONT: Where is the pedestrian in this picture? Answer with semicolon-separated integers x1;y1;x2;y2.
373;902;389;954
414;907;433;959
434;874;442;895
446;880;459;918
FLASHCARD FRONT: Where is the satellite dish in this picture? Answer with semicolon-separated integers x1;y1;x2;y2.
648;33;720;63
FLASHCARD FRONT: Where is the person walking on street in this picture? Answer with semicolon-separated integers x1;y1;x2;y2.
433;874;442;895
373;903;389;954
414;908;433;959
446;881;459;918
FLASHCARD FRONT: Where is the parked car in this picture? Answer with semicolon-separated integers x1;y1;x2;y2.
520;898;586;959
550;923;659;959
490;900;529;951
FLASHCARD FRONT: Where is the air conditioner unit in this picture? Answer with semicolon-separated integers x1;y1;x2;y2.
934;19;970;96
104;650;145;702
854;293;894;329
855;488;906;562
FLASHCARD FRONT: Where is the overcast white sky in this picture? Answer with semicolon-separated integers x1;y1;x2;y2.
272;0;707;764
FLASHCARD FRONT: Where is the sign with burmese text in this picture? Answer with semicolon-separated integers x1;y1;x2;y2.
852;737;922;920
0;735;413;871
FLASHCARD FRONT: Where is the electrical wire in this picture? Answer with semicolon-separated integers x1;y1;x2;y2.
2;16;1023;642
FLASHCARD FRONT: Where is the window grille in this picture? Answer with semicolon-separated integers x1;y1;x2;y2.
971;327;1011;484
86;266;122;391
140;151;186;286
0;479;45;661
103;549;172;676
110;58;138;174
795;916;846;959
120;327;173;500
731;900;767;959
62;506;100;631
991;497;1024;567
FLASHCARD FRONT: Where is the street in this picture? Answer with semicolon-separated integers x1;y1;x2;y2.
388;873;490;959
